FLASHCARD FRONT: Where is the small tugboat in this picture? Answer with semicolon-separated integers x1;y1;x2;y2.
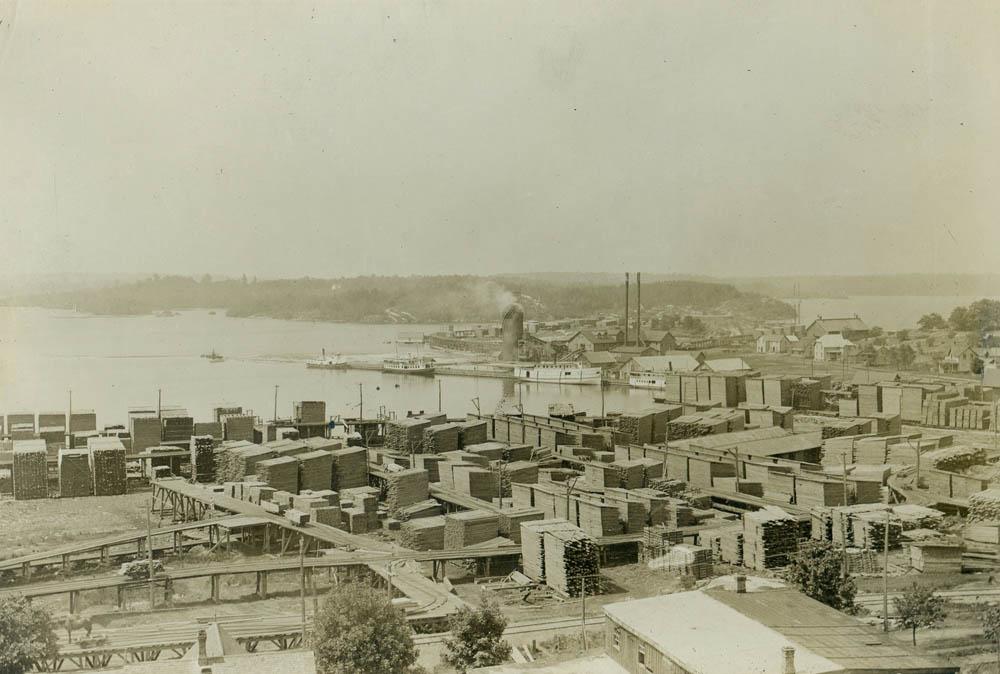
201;349;224;363
382;355;435;375
306;349;348;369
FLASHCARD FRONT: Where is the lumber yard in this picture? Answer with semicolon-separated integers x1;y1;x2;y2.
3;381;995;674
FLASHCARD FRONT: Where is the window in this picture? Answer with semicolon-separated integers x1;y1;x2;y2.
638;644;653;672
613;626;621;650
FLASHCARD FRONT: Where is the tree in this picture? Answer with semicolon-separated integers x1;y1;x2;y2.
891;344;916;368
984;605;1000;673
894;583;946;646
0;596;59;674
784;541;855;611
313;581;419;674
918;313;947;331
442;598;512;672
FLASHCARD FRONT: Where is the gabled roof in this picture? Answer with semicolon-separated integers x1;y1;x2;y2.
639;329;673;343
571;329;619;346
182;623;245;660
703;358;752;372
808;316;869;333
627;354;703;372
816;333;854;348
581;351;617;365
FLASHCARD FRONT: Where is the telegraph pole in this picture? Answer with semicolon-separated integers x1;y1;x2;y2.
581;576;588;650
273;385;279;423
300;535;307;642
147;497;155;609
882;507;890;633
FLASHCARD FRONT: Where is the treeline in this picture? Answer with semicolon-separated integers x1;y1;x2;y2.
7;274;794;323
918;299;1000;334
736;273;1000;299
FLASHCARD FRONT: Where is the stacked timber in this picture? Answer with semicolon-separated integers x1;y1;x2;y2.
89;437;127;496
385;468;430;515
129;415;162;453
296;450;334;492
463;443;504;462
743;507;799;570
502;461;539;488
852;511;902;549
190;435;215;483
331;447;368;490
215;442;274;482
718;526;745;566
13;440;48;499
453;466;497;502
161;414;194;445
58;448;92;497
611;459;646;489
642;525;683;561
617;412;654;445
542;527;599;597
399;516;446;550
665;415;713;440
443;510;500;548
193;421;223;439
397;499;443;521
423;423;461;454
220;414;255;442
666;499;696;528
293;401;326;424
892;504;944;531
576;499;620;537
653;544;713;579
414;455;445;482
256;456;299;493
498;507;544;543
312;506;342;527
968;489;1000;522
384;418;431;454
520;519;580;582
457;419;488;447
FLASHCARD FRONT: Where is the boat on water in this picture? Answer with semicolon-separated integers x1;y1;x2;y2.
383;356;435;375
396;332;425;345
201;349;224;363
513;362;602;386
629;372;667;389
307;349;348;369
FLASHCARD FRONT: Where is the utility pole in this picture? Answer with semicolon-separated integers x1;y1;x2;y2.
358;383;364;421
273;385;279;423
581;576;588;650
300;535;307;642
147;497;155;609
157;388;162;420
882;507;890;633
66;389;72;449
600;379;606;418
438;379;442;413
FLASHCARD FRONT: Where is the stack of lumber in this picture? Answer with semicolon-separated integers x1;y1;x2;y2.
312;506;342;527
502;461;539;488
69;411;97;434
193;421;223;439
839;399;860;417
342;507;370;533
38;425;65;448
576;499;621;537
626;488;670;525
215;442;272;482
462;443;504;462
457;419;488;447
520;519;581;582
331;447;368;490
968;489;1000;522
12;440;48;499
616;412;654;445
453;466;498;502
666;499;696;528
269;439;309;458
498;507;544;543
296;450;334;492
603;490;646;533
397;499;443;521
89;437;127;496
423;423;461;453
58;448;92;497
399;515;446;550
385;468;430;515
384;418;431;454
304;437;343;452
852;511;902;549
129;415;162;453
190;435;215;483
543;527;599;597
443;510;499;548
414;455;445;482
927;446;986;473
256;456;299;493
743;507;799;570
611;459;646;489
665;415;714;440
221;414;255;442
214;406;243;422
503;444;536;462
892;504;944;531
858;385;881;417
652;544;713;579
646;478;688;497
161;414;194;445
642;525;684;561
718;526;745;566
293;401;326;424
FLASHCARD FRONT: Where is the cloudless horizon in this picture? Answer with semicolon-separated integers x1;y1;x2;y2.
2;1;998;280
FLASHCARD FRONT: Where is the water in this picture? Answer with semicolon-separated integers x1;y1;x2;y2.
790;295;1000;332
0;308;659;426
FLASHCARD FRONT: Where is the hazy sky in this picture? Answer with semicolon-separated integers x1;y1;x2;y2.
1;1;997;279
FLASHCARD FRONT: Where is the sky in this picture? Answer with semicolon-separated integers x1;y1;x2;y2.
0;0;998;280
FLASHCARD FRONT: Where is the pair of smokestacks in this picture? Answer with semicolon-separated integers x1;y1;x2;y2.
624;272;643;346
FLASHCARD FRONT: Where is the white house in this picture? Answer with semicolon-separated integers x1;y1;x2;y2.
813;333;856;361
755;334;798;354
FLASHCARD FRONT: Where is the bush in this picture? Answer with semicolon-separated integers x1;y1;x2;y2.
443;598;512;672
0;596;59;674
313;581;419;674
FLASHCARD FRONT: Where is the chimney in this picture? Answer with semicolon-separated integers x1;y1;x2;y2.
197;630;208;666
735;574;747;593
624;273;630;346
637;272;642;346
781;646;796;674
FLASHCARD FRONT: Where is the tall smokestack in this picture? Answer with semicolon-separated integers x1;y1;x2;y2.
624;273;630;346
501;304;524;362
637;272;642;346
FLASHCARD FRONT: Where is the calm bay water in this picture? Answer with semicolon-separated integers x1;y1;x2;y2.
790;295;1000;331
0;308;659;427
